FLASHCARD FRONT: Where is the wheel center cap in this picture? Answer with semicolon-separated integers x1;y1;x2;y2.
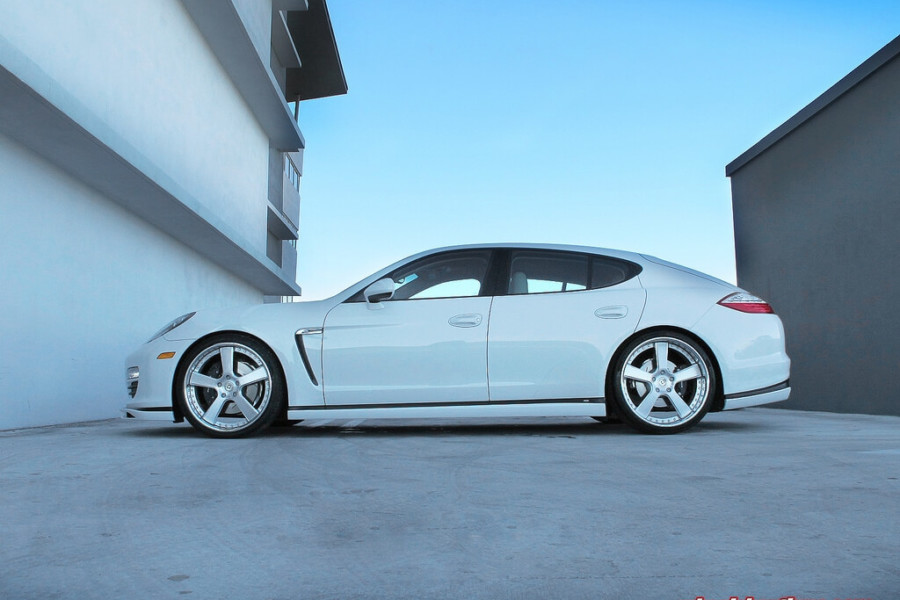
224;382;234;392
658;377;668;386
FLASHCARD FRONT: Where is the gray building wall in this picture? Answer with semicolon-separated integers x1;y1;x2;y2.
728;45;900;416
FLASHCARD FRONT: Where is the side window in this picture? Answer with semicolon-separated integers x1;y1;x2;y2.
507;251;589;295
590;256;641;289
389;250;492;301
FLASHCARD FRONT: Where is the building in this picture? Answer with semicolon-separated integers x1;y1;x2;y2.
726;35;900;416
0;0;346;429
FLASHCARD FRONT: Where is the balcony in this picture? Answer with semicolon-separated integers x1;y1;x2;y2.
266;149;302;277
181;0;306;151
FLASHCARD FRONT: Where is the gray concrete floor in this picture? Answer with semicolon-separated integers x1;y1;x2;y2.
1;408;897;600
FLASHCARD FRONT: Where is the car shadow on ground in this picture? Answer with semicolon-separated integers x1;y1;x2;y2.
119;415;762;439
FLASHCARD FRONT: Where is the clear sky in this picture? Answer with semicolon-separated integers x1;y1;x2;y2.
295;1;900;299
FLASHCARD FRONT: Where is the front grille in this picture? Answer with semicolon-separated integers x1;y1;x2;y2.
128;381;138;398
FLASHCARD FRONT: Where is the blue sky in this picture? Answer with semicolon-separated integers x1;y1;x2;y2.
295;1;900;299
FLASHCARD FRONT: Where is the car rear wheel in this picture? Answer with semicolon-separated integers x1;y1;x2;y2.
611;331;715;434
176;334;285;438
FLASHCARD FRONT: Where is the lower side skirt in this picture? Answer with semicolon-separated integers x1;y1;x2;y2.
121;407;175;421
722;384;791;410
287;399;606;421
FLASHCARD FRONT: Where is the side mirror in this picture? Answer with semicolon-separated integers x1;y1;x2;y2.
364;277;395;307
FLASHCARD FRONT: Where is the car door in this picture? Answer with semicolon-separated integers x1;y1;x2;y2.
322;249;494;406
487;249;646;401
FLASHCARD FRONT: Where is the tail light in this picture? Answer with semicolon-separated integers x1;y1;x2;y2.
718;292;774;314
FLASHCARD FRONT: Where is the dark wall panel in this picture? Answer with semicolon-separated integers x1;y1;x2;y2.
730;57;900;416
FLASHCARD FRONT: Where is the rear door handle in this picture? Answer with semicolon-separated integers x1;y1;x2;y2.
449;313;483;328
595;305;628;319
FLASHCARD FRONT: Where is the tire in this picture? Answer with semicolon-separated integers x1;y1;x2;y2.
610;331;716;434
175;333;285;438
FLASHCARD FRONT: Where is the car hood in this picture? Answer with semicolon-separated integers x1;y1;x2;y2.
162;298;337;342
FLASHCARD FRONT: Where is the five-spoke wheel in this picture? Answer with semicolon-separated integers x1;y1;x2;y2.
176;334;285;438
611;331;715;434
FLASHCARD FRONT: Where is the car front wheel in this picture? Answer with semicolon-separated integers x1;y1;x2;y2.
611;331;715;434
176;334;285;438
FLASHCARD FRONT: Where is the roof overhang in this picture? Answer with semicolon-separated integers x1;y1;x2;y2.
0;38;302;296
182;0;306;151
726;34;900;177
285;0;348;101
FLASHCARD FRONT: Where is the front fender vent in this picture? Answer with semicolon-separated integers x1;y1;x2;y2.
294;332;319;387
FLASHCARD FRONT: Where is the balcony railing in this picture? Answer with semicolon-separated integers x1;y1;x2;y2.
284;153;300;193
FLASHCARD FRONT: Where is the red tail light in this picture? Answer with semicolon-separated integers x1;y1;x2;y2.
718;292;774;314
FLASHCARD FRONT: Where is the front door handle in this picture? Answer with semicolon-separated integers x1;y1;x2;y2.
448;313;483;328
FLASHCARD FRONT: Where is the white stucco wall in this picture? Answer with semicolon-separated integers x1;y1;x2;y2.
233;0;274;66
0;0;271;252
0;133;263;429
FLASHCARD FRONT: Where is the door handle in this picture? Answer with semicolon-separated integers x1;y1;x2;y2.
595;305;628;319
448;313;483;328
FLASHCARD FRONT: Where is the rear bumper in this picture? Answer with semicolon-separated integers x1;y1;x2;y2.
691;306;791;397
722;382;790;410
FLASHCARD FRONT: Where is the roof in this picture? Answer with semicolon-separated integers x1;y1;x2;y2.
391;242;647;263
726;34;900;177
325;242;735;302
285;0;348;101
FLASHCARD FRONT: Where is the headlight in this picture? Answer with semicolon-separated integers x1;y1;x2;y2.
147;312;196;343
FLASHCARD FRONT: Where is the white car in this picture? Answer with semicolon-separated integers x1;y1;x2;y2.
124;244;790;437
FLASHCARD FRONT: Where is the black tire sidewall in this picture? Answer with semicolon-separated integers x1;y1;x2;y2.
175;333;286;438
611;330;716;434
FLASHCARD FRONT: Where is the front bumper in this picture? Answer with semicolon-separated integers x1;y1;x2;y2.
123;335;193;422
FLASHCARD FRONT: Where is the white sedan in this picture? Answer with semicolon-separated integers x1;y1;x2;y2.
124;244;790;437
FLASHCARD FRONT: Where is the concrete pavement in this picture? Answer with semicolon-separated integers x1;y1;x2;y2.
1;408;898;599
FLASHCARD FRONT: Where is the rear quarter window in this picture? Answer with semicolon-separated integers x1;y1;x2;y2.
590;256;642;289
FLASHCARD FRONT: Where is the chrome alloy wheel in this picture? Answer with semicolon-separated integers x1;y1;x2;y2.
616;334;712;432
182;341;273;434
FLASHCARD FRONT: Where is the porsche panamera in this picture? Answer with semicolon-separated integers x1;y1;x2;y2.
124;244;790;437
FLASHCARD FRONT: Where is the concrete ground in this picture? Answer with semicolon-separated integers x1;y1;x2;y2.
0;408;897;600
